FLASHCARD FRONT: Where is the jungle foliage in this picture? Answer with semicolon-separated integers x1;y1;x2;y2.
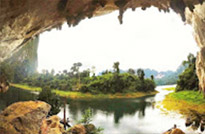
176;53;199;91
21;62;156;94
38;86;62;115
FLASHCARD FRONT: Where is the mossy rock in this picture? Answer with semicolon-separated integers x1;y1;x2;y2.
84;124;96;133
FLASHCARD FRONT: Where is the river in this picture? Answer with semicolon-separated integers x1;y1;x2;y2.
0;85;201;134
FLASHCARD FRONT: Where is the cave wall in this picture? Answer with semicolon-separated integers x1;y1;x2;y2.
186;4;205;95
0;0;203;63
0;36;39;82
0;0;205;94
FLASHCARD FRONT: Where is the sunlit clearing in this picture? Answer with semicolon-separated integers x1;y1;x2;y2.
38;7;199;74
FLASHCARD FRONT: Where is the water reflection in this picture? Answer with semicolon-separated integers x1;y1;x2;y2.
0;86;201;134
0;87;37;111
67;96;153;124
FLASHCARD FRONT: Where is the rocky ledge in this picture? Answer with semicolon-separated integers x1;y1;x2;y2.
0;101;98;134
0;101;51;134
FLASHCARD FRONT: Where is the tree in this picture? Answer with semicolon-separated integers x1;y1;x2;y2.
128;68;135;75
70;62;82;76
113;62;120;74
151;75;154;80
70;62;82;88
63;69;68;75
81;69;90;78
38;86;62;115
137;69;145;81
102;70;110;75
176;53;199;91
182;53;195;67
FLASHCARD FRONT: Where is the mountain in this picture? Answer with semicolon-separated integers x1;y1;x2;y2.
154;65;187;85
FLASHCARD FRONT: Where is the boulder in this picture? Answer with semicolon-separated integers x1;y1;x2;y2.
170;128;185;134
0;101;50;134
67;124;86;134
41;115;65;134
84;124;96;133
163;128;185;134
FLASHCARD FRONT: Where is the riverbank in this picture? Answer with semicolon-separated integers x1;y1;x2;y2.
11;83;158;99
161;87;205;115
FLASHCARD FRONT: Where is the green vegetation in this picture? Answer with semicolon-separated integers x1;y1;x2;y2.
176;53;199;92
38;86;62;115
11;83;157;99
78;108;104;134
168;90;205;104
19;62;156;95
80;72;155;94
161;52;204;114
161;89;205;115
78;108;93;125
163;87;175;91
11;83;42;92
10;84;63;115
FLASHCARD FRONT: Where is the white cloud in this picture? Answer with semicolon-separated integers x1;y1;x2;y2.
38;7;199;73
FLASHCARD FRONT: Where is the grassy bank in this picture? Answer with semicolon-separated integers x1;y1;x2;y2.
162;87;175;91
11;83;42;92
11;83;158;99
161;89;205;115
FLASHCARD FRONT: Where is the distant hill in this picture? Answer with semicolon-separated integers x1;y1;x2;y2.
143;69;174;79
99;64;187;86
144;65;187;85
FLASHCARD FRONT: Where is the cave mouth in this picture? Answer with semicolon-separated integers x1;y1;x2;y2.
37;7;198;74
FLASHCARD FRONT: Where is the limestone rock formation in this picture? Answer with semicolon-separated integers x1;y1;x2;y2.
0;101;51;134
186;3;205;97
0;0;203;63
41;115;65;134
0;36;39;82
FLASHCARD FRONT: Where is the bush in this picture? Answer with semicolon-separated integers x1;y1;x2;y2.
79;73;155;94
38;86;62;115
78;108;93;125
78;108;104;134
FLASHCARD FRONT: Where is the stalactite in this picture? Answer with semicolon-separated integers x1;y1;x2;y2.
114;0;128;24
188;3;195;12
170;0;186;21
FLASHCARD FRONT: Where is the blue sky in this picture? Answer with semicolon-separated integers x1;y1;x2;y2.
38;7;199;73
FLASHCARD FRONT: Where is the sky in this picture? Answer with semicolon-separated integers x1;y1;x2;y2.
38;7;199;74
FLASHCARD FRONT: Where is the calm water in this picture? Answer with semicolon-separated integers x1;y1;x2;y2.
0;86;201;134
0;87;37;111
